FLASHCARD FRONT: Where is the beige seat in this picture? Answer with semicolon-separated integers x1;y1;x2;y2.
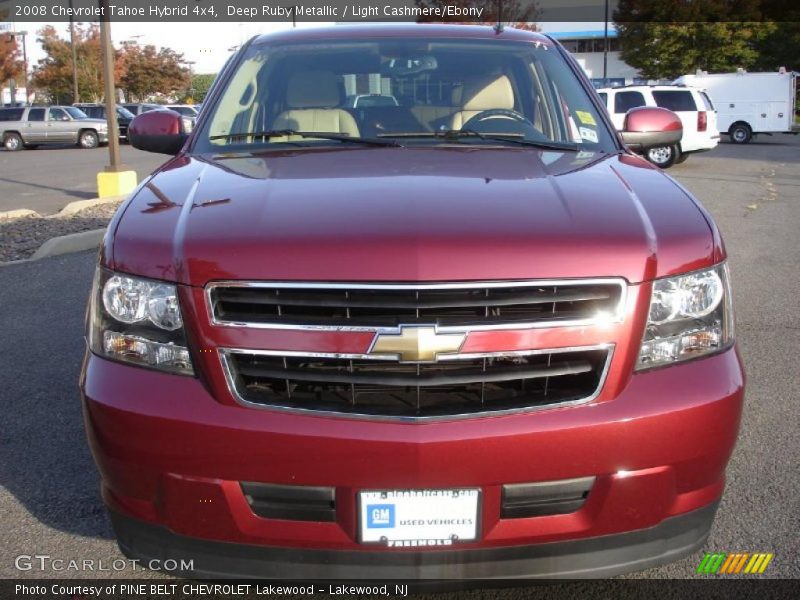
273;71;360;139
450;75;516;130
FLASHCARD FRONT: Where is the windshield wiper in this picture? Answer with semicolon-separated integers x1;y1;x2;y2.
209;130;402;147
379;130;579;151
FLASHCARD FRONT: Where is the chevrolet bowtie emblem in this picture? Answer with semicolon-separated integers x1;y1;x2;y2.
369;326;466;363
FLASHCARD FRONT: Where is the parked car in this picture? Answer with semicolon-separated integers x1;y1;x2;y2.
675;68;799;143
597;84;719;168
122;103;162;116
84;25;743;580
74;103;135;139
345;94;400;108
0;105;108;151
166;104;199;118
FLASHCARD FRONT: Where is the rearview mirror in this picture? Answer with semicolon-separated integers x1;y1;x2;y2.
620;107;682;153
128;110;189;155
382;55;438;76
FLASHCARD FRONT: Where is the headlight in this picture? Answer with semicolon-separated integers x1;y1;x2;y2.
636;263;734;370
181;116;194;133
88;268;194;375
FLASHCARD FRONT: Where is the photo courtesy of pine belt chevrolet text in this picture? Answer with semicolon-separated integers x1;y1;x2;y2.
79;24;745;579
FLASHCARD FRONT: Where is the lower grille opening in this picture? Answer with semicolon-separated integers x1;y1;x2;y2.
501;477;595;518
241;482;336;522
224;348;610;418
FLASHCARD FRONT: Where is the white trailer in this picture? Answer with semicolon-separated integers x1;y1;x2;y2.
674;69;798;143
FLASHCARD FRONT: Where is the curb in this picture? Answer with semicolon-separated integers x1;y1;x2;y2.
30;228;107;261
0;195;124;267
0;194;126;221
0;228;107;267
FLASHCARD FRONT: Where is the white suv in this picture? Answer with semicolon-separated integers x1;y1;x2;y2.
596;85;719;168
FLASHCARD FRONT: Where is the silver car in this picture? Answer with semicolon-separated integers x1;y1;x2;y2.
0;105;109;151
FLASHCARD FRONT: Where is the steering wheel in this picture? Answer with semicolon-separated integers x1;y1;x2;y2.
462;108;533;130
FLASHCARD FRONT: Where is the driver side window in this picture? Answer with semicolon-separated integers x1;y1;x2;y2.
49;108;69;122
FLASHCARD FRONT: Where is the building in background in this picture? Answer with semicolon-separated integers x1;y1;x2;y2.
2;86;28;106
550;30;639;87
541;24;644;87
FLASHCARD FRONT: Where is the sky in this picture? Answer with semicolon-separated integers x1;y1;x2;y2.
5;20;609;75
6;21;336;74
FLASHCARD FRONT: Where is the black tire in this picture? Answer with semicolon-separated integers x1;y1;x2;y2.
3;132;23;152
78;130;99;149
729;122;752;144
675;149;690;164
646;144;678;169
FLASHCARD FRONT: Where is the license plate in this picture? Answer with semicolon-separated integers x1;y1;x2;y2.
358;489;480;546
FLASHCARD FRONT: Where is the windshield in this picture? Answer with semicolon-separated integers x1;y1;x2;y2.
65;107;89;119
194;36;616;153
117;106;135;119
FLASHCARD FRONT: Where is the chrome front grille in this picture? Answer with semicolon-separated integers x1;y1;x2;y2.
221;346;613;420
207;280;626;330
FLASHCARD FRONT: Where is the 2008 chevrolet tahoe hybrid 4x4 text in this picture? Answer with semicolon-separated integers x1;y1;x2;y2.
80;25;744;579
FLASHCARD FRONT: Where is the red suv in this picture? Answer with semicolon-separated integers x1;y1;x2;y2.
81;25;744;579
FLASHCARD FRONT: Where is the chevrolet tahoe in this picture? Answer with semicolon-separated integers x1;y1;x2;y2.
80;25;744;580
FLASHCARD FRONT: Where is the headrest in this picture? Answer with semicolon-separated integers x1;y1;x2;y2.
286;71;341;108
460;75;515;111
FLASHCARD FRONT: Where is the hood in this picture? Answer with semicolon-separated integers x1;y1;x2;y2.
109;147;719;286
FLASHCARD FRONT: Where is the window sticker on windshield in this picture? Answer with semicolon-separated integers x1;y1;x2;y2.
579;127;598;143
576;111;597;126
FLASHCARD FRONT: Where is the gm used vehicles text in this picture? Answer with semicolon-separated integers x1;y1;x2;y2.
80;25;744;579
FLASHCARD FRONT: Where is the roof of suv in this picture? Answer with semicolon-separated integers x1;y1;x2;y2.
252;24;552;45
598;85;702;93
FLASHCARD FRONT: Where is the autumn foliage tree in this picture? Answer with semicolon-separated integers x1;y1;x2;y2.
1;33;24;88
118;42;191;102
31;25;189;104
31;24;114;103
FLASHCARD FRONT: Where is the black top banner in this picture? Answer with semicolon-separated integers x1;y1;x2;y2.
0;0;796;23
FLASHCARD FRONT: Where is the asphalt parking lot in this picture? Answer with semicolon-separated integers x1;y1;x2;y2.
0;144;164;214
0;137;798;588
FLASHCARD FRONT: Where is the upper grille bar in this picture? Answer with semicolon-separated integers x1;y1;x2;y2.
206;279;627;331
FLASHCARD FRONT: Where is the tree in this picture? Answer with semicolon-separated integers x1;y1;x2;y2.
31;24;111;103
416;0;539;30
189;73;216;103
31;26;189;104
118;42;190;102
614;0;772;80
1;33;24;87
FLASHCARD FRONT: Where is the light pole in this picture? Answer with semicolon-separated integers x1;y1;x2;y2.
8;30;28;104
96;0;137;198
185;60;196;103
603;0;609;85
69;0;79;102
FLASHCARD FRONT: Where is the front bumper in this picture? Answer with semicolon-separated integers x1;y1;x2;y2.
111;501;718;579
81;346;744;579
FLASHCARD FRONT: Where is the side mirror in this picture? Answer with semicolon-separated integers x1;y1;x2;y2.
620;107;682;154
128;110;189;155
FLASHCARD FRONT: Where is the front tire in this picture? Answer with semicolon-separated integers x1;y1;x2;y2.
3;133;23;152
79;130;99;149
646;145;678;169
729;123;752;144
